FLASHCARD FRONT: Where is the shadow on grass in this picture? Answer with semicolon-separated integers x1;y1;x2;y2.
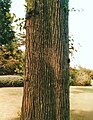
70;110;93;120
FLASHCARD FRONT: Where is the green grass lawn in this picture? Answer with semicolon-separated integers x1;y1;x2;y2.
0;86;93;120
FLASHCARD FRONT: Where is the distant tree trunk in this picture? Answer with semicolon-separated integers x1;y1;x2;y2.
21;0;69;120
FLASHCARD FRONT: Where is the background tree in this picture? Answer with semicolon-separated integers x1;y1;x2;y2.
0;0;24;75
21;0;69;120
0;37;24;75
0;0;15;45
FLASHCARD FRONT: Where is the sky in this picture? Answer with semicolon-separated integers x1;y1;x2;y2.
11;0;93;69
69;0;93;69
11;0;25;18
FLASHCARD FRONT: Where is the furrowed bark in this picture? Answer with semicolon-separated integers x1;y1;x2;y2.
21;0;69;120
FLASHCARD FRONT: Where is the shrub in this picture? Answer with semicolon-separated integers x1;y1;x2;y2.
69;66;92;86
69;67;77;86
75;71;91;86
69;73;76;85
0;75;24;87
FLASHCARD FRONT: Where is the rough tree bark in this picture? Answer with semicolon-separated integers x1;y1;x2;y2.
21;0;69;120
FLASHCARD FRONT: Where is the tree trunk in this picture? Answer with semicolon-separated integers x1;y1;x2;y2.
21;0;69;120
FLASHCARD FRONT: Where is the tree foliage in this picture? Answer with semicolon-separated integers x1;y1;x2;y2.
0;0;15;45
0;0;24;75
0;40;24;75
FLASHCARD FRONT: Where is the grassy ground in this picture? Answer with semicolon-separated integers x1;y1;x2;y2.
70;86;93;120
0;86;93;120
0;87;23;120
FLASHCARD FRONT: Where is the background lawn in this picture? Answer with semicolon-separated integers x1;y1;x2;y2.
70;86;93;120
0;87;23;120
0;86;93;120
